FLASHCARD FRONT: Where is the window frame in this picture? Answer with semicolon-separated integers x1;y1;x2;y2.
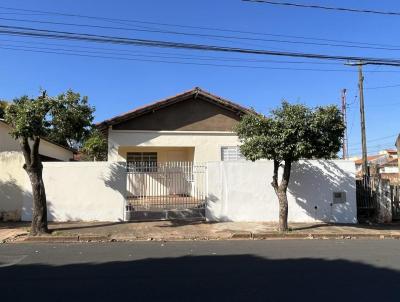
220;146;245;161
127;152;158;172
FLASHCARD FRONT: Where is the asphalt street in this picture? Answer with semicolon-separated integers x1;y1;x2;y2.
1;240;400;301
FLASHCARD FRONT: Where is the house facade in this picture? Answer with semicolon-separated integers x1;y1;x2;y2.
97;87;251;164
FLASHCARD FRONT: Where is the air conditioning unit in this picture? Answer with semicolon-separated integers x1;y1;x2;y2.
333;192;346;204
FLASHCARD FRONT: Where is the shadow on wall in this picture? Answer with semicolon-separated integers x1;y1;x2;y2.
1;255;399;301
2;162;127;223
103;162;127;197
206;193;233;222
289;160;356;223
0;178;31;221
47;162;127;223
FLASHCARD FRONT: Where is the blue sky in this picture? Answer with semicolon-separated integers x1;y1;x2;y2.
0;0;399;157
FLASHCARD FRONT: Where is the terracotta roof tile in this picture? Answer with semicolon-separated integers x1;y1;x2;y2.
354;155;383;165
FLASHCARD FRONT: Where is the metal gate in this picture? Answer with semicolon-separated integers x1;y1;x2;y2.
391;184;400;220
125;162;207;221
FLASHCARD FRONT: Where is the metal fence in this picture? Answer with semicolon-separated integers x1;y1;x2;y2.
391;184;400;220
356;176;377;209
125;161;207;220
356;176;379;221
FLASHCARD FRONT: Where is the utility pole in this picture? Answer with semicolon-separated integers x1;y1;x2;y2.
357;64;368;178
345;61;368;178
341;88;348;159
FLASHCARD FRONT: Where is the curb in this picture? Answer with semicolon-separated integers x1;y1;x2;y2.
24;235;109;243
251;232;400;240
230;231;252;239
110;235;228;241
17;233;400;243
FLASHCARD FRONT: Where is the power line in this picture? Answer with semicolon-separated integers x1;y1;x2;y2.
0;38;343;65
366;101;400;108
1;37;399;69
365;83;400;90
3;24;400;66
3;16;400;52
348;142;396;151
242;0;400;16
0;44;381;72
350;134;398;146
0;5;399;49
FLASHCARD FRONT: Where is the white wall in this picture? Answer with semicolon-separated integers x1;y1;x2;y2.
206;160;357;223
1;156;357;223
21;162;126;222
1;158;125;222
0;152;30;221
0;121;74;161
108;129;240;162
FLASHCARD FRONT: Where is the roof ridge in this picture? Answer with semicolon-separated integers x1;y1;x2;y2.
96;87;251;128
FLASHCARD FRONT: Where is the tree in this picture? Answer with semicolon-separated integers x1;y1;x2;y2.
0;100;8;118
81;129;108;161
235;101;345;232
4;90;94;235
46;90;94;149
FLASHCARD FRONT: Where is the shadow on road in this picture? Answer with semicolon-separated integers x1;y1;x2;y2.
1;255;399;301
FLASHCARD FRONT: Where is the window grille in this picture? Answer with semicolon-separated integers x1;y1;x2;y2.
127;152;157;172
221;146;245;161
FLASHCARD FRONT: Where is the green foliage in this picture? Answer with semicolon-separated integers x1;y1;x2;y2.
46;90;95;148
4;90;94;148
81;129;108;161
4;94;51;140
235;101;345;162
0;100;9;118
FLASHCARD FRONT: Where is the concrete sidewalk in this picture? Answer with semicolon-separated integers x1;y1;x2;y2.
0;222;29;242
2;221;400;242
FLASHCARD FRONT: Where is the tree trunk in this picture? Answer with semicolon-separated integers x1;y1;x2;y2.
26;165;49;235
277;189;289;232
20;136;49;235
271;159;292;232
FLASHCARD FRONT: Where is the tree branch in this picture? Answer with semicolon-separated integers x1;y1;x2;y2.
271;159;280;192
31;136;41;167
20;137;31;167
280;159;292;192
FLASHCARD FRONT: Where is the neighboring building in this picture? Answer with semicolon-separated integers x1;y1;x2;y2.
1;119;75;221
0;119;74;161
353;147;399;182
354;154;387;177
97;87;251;164
379;158;399;184
378;149;398;159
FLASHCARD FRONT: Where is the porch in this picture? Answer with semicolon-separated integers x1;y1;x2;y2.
118;146;195;163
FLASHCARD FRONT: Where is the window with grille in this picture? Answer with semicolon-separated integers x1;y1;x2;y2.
127;152;157;172
221;146;245;161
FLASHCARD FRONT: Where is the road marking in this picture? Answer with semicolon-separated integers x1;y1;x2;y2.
0;255;27;268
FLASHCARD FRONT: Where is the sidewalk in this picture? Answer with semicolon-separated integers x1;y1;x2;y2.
2;221;400;243
0;222;30;242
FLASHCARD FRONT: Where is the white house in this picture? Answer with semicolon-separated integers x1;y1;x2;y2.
0;119;74;161
0;89;357;224
95;88;357;223
97;87;251;164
